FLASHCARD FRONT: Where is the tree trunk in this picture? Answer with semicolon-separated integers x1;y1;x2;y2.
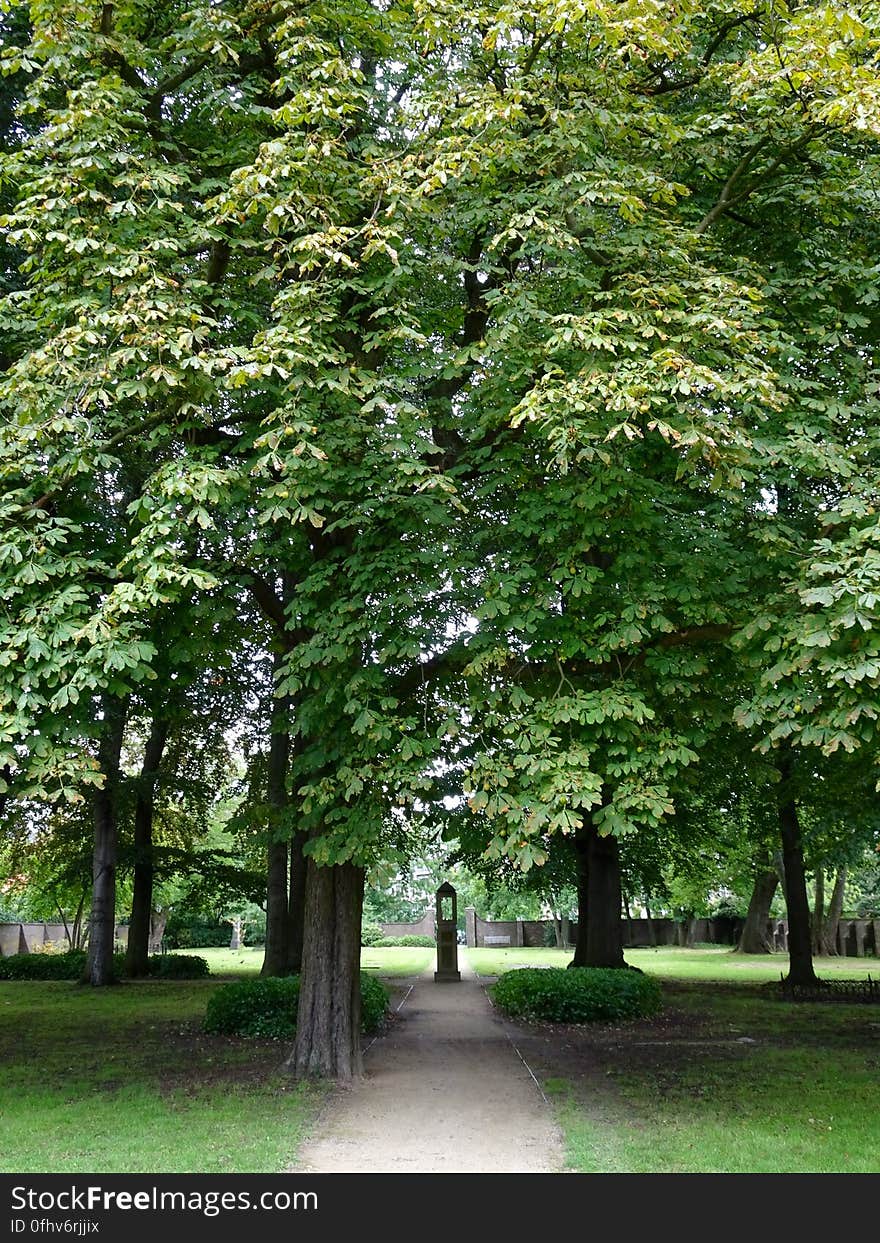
778;759;818;986
811;868;825;957
645;900;657;946
736;868;779;954
622;889;633;948
86;696;128;986
585;823;626;967
261;687;291;977
125;713;170;978
821;866;847;956
286;857;365;1081
569;823;590;967
285;830;308;974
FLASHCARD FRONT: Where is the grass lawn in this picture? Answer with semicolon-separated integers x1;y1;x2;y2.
474;947;880;1173
0;979;323;1173
184;944;434;978
465;943;880;982
543;987;880;1173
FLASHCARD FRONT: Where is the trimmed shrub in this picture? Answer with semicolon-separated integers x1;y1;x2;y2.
205;972;389;1039
491;967;662;1024
360;921;385;947
152;953;210;979
0;951;209;982
359;972;390;1032
0;950;86;980
205;976;301;1038
373;935;435;948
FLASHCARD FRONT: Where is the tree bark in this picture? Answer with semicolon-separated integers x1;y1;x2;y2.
778;757;818;986
286;857;365;1081
125;712;170;978
645;900;657;946
736;867;778;954
811;868;825;957
261;687;291;977
821;866;847;956
585;822;626;967
569;823;590;966
285;830;308;974
86;696;128;986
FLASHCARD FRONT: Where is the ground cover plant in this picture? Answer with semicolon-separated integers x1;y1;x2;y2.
0;951;209;981
205;974;388;1040
492;967;662;1023
0;980;321;1174
529;982;880;1174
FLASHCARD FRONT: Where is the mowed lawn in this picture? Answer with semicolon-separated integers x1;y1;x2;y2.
189;944;434;977
0;945;431;1173
0;978;324;1173
465;943;880;982
466;946;880;1174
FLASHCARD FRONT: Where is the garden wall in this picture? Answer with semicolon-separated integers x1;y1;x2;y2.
0;922;125;956
379;910;436;939
462;908;879;958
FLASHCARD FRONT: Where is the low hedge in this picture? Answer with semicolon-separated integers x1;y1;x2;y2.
491;966;662;1024
204;972;389;1039
0;951;209;981
151;954;210;979
0;950;87;980
372;935;435;948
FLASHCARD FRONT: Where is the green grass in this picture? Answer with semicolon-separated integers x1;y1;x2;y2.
184;944;434;978
467;945;879;1172
465;943;880;982
359;946;434;976
548;987;880;1173
0;979;323;1173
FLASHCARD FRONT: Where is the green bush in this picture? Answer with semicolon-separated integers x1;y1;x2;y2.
491;967;662;1024
0;951;209;981
205;972;389;1039
152;953;210;979
373;935;435;948
360;921;385;947
359;972;390;1031
0;950;87;980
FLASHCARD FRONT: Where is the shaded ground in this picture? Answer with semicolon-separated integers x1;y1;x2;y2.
293;961;565;1174
503;979;880;1173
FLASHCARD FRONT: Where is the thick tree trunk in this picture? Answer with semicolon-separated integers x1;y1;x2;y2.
736;868;779;954
86;697;128;986
285;830;308;974
821;866;847;956
569;824;590;967
261;691;291;977
778;760;818;986
586;823;626;967
286;858;365;1081
125;713;170;978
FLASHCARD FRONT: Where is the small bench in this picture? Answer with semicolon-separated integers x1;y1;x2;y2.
483;936;511;946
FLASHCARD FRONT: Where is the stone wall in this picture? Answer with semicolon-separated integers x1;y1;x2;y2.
380;909;436;940
462;909;879;958
0;922;128;956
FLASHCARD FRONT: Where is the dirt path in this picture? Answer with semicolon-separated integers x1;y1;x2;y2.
293;956;565;1173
